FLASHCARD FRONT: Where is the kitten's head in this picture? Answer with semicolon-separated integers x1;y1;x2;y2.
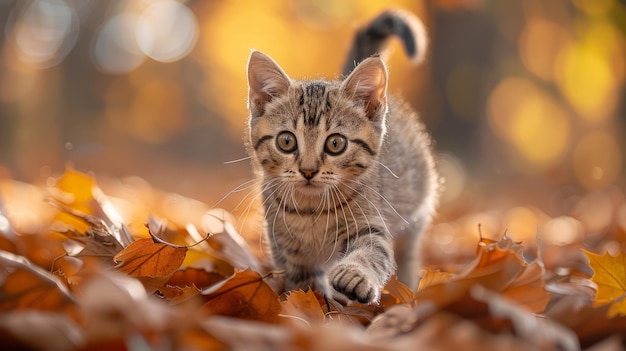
246;51;388;200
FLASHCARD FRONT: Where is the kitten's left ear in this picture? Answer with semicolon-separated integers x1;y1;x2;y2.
247;51;292;117
341;57;388;119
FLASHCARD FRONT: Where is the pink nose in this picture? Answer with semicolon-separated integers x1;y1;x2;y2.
299;169;318;180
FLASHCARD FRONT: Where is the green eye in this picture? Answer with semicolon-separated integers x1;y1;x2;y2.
276;131;297;153
325;134;347;155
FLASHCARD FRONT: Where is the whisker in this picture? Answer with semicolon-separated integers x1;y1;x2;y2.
212;177;260;208
350;180;409;225
375;160;400;179
342;182;390;238
223;156;252;165
332;185;359;253
324;186;341;264
237;178;281;233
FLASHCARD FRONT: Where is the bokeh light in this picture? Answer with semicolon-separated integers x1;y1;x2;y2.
518;18;570;82
487;77;570;171
0;0;623;220
136;0;198;63
92;14;146;74
9;0;79;68
555;28;622;122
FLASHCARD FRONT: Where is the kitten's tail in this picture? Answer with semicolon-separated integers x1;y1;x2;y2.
342;9;428;76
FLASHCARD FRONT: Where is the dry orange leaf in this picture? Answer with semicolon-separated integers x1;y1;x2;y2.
382;275;414;305
0;251;77;316
203;269;281;323
280;289;325;325
584;250;626;317
416;234;551;313
114;238;187;278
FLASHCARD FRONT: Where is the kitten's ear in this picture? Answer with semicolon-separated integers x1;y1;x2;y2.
247;51;291;117
341;57;388;119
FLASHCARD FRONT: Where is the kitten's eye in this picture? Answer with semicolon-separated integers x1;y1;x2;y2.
276;131;297;153
324;134;348;155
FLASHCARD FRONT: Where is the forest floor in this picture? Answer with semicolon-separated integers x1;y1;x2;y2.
0;168;625;350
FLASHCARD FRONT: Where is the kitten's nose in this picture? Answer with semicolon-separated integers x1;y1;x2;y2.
299;168;319;180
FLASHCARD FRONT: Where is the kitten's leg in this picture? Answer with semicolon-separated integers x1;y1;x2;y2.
394;214;427;290
327;228;394;304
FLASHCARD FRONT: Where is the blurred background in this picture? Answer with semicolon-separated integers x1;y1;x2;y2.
0;0;624;239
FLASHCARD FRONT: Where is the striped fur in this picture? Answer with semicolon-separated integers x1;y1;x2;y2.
245;10;437;304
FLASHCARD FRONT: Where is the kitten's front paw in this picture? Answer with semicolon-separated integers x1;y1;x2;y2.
328;263;380;304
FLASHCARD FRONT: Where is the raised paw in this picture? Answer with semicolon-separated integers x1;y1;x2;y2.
328;263;380;304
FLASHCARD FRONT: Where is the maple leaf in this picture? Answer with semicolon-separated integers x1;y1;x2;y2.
584;250;626;317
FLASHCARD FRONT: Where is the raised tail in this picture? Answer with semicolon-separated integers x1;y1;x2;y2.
342;9;428;76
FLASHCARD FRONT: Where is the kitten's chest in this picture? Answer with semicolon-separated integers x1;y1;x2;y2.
266;207;350;262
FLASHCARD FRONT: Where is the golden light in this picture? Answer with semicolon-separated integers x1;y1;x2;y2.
504;206;547;242
543;215;583;245
572;131;622;190
554;21;622;123
573;0;616;15
487;77;570;170
518;18;570;81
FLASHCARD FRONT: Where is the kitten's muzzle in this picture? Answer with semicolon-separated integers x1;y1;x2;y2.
299;168;319;180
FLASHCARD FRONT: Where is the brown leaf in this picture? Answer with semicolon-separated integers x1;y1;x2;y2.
280;289;325;325
546;296;626;348
52;204;125;263
0;251;77;316
203;269;280;323
50;168;133;247
168;267;227;290
382;275;414;305
416;233;551;313
114;238;187;278
471;285;579;351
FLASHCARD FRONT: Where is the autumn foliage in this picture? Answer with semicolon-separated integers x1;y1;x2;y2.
0;169;625;350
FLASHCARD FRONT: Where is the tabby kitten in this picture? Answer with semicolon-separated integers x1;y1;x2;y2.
245;10;438;304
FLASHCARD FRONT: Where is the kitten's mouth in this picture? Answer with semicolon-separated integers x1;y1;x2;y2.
295;180;325;195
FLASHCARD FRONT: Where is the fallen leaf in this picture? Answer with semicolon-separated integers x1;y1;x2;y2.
167;267;228;290
382;275;414;305
416;233;551;313
471;285;579;351
280;289;325;325
52;204;125;263
0;250;77;316
203;269;281;323
584;250;626;317
50;169;133;247
114;238;187;278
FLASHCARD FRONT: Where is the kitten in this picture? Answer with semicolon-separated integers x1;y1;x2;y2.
245;10;438;304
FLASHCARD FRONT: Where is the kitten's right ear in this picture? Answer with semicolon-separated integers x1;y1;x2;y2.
247;51;291;117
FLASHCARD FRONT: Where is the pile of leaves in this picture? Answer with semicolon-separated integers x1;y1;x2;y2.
0;169;625;350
